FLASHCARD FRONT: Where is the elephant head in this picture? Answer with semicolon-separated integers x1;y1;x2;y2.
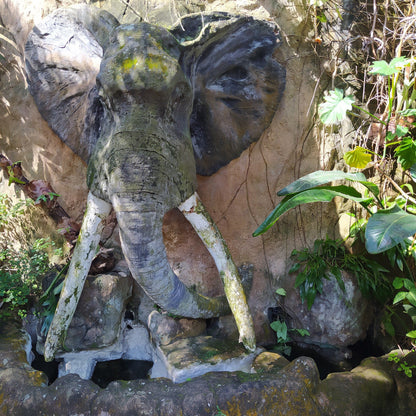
24;5;285;359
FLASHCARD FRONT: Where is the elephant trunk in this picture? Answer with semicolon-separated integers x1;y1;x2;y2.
113;193;231;318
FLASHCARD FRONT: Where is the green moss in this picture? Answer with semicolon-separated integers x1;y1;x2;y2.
235;371;262;383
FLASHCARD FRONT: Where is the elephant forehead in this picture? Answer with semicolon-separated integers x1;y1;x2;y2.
98;23;185;95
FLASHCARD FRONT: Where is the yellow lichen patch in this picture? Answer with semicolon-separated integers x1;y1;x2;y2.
122;58;138;73
145;55;168;75
27;369;48;386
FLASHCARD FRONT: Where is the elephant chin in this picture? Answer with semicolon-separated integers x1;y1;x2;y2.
114;199;232;318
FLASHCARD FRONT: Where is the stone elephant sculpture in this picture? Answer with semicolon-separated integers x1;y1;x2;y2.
25;5;285;360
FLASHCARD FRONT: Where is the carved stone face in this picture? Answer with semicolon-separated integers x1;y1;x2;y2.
182;19;286;176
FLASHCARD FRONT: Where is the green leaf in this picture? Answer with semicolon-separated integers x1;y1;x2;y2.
399;108;416;117
369;57;409;76
395;125;409;137
275;288;287;297
277;170;377;196
289;263;301;273
393;277;405;289
344;146;372;169
396;257;404;271
292;328;310;337
409;164;416;182
365;205;416;253
406;330;416;339
407;288;416;307
395;137;416;170
318;88;355;125
295;272;308;288
317;13;327;23
305;290;317;310
384;320;395;338
386;132;396;142
253;185;371;236
393;291;407;304
270;320;288;340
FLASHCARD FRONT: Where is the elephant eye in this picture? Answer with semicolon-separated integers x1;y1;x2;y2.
219;66;249;82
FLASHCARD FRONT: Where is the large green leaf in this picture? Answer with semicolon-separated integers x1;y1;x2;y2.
253;185;370;236
277;170;379;197
365;204;416;253
318;88;355;125
344;146;372;169
369;57;410;76
394;136;416;170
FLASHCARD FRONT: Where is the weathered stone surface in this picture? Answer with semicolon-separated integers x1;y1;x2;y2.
56;322;153;380
147;310;206;346
25;5;119;163
2;321;416;415
174;12;286;175
252;351;290;373
315;356;408;416
281;271;373;350
61;273;132;351
0;6;88;223
150;335;262;382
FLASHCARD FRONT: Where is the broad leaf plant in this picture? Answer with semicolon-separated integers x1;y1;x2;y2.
255;57;416;347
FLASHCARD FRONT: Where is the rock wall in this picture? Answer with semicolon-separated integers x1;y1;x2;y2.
0;0;351;347
1;321;415;416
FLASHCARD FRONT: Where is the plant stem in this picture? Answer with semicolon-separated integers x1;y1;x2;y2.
38;262;69;304
375;165;416;206
351;103;387;125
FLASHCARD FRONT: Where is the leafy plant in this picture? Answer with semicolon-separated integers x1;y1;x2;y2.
255;57;416;345
270;288;310;355
290;238;345;309
290;238;391;309
318;57;416;172
38;262;68;336
318;88;355;125
392;277;416;340
35;191;60;205
214;406;227;416
252;169;416;256
0;194;65;320
388;351;416;378
270;319;310;356
0;194;33;228
0;238;60;318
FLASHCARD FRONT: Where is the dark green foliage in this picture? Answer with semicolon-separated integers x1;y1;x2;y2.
0;239;56;318
290;238;391;309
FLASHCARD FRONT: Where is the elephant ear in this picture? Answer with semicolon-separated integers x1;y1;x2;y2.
25;5;119;162
171;13;286;176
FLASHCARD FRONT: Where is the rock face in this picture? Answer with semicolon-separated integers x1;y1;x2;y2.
283;271;373;350
64;273;132;350
1;321;416;416
150;335;262;382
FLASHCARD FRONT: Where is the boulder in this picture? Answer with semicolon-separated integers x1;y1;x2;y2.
147;310;206;346
150;335;262;383
62;273;133;351
282;271;373;350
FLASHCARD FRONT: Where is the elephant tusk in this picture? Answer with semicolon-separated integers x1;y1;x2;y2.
179;192;256;352
44;192;112;361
